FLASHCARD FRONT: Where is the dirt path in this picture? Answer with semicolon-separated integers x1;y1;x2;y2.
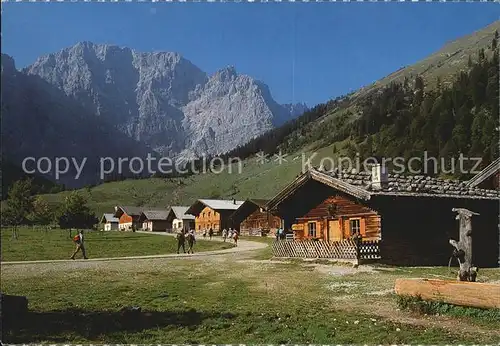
1;233;267;266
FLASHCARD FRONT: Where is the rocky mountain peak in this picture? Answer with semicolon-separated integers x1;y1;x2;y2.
213;65;238;81
21;42;307;158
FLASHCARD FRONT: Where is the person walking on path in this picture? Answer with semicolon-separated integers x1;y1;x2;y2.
233;230;239;246
203;229;207;239
208;228;214;240
222;228;228;242
70;229;88;260
176;230;186;254
186;230;196;254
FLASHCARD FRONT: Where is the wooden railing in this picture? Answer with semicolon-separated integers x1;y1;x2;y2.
272;239;381;261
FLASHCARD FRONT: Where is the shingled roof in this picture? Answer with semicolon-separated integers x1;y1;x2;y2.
185;199;245;216
169;206;195;220
142;210;169;221
230;198;270;223
100;213;119;223
267;167;500;210
321;167;500;199
114;206;143;218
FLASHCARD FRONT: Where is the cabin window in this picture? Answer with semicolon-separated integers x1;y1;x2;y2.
208;211;211;217
349;218;361;235
198;225;201;230
308;222;317;238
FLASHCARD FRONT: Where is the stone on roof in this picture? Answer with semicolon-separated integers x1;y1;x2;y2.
320;168;500;199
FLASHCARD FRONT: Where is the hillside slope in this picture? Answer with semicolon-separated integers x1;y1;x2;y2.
358;20;500;95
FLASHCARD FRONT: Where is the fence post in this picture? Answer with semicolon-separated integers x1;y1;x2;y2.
355;237;361;261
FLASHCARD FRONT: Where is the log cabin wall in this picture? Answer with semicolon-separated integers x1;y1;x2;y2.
372;195;499;267
478;172;500;190
240;209;281;235
273;180;348;231
293;194;381;241
195;206;220;233
149;220;170;232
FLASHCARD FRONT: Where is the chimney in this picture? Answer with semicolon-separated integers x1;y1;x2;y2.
233;198;236;204
371;164;388;190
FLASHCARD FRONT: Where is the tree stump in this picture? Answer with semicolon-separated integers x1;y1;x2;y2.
449;208;479;282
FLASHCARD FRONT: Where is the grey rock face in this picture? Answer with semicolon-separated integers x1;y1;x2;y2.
182;67;275;156
24;42;307;157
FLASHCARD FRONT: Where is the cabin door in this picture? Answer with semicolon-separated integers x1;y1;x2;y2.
328;219;342;242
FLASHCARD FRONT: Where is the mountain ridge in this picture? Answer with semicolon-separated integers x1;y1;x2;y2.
24;42;307;157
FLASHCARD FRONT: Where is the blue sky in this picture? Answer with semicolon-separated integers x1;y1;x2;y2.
2;3;499;107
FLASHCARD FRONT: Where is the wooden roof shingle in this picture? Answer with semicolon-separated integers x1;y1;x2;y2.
266;167;500;210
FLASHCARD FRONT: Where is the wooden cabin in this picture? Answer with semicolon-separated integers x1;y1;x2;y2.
465;157;500;191
186;199;244;234
230;199;281;236
166;206;196;232
266;165;500;267
113;206;143;231
138;210;170;232
100;213;119;231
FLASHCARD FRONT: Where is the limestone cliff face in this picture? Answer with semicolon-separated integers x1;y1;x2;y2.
25;42;307;157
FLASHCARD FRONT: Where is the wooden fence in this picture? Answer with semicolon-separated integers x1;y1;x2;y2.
272;239;381;261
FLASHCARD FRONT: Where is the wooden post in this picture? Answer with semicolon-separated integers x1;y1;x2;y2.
449;208;479;282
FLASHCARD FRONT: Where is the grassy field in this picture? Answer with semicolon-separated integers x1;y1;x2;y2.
1;227;234;261
2;245;500;343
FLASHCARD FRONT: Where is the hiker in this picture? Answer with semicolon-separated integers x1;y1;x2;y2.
228;228;233;242
233;229;239;246
222;228;228;242
176;230;186;254
208;228;214;240
70;229;88;260
275;228;280;241
186;230;196;254
203;229;207;238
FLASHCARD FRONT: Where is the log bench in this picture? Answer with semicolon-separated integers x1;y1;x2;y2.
395;278;500;310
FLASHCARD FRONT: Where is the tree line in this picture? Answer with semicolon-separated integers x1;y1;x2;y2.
1;178;98;237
